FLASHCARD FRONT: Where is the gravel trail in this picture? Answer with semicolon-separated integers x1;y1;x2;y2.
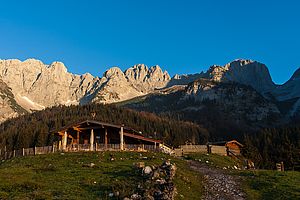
188;160;246;200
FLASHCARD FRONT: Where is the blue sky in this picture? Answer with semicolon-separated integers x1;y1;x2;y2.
0;0;299;84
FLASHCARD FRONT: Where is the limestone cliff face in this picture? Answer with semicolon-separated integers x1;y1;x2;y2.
124;64;170;92
0;58;300;123
0;59;100;110
0;59;171;120
204;59;276;93
92;64;171;103
0;78;27;122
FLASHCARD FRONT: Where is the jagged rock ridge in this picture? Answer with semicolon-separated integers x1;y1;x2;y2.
0;59;171;122
0;58;300;123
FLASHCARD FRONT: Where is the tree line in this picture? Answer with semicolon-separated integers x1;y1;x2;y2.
242;125;300;170
0;104;209;151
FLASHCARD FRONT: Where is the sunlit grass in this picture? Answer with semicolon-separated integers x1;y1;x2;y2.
0;152;203;199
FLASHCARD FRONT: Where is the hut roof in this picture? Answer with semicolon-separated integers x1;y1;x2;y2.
51;119;162;143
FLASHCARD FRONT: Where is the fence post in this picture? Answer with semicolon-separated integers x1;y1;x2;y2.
13;150;16;158
52;144;55;153
95;143;97;151
34;146;36;155
22;148;25;156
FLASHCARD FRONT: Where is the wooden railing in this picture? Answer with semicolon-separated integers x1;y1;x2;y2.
0;144;159;161
0;146;54;160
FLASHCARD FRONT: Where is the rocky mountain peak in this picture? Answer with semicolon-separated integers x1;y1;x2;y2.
173;74;181;79
23;58;44;65
0;59;21;65
81;72;94;80
1;57;300;122
125;64;149;82
104;67;125;80
206;59;275;93
224;59;254;69
148;65;170;82
48;61;68;74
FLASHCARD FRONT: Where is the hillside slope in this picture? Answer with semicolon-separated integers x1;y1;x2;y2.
0;151;203;199
122;79;281;140
0;103;208;150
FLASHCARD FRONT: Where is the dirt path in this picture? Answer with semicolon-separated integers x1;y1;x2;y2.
188;160;246;200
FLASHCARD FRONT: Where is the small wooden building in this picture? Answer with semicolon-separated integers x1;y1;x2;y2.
52;120;161;152
207;140;244;156
225;140;244;156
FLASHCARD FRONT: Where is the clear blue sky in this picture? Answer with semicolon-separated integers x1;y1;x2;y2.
0;0;299;84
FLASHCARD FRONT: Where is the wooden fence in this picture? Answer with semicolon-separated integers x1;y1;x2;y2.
0;146;54;160
0;144;158;161
174;144;228;156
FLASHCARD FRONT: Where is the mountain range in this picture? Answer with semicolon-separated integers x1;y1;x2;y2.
0;58;299;134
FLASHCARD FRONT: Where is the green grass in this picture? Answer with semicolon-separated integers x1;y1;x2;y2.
0;152;203;199
184;153;300;200
184;153;242;169
239;170;300;200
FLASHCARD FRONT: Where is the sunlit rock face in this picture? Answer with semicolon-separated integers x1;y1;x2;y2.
0;59;102;110
0;59;171;121
92;64;171;103
0;58;300;122
0;78;26;122
204;59;275;94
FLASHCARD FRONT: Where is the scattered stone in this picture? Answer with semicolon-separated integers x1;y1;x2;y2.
82;163;97;168
109;154;115;161
90;163;95;167
143;166;152;175
131;193;141;199
108;192;114;197
128;159;177;200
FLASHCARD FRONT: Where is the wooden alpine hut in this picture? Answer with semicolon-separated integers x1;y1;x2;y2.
52;120;161;152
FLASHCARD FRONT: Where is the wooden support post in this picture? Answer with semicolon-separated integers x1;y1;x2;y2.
95;143;98;151
34;146;36;155
62;131;67;150
226;147;229;156
90;129;94;151
22;148;25;156
105;128;108;149
120;126;124;151
13;150;16;157
77;131;80;144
